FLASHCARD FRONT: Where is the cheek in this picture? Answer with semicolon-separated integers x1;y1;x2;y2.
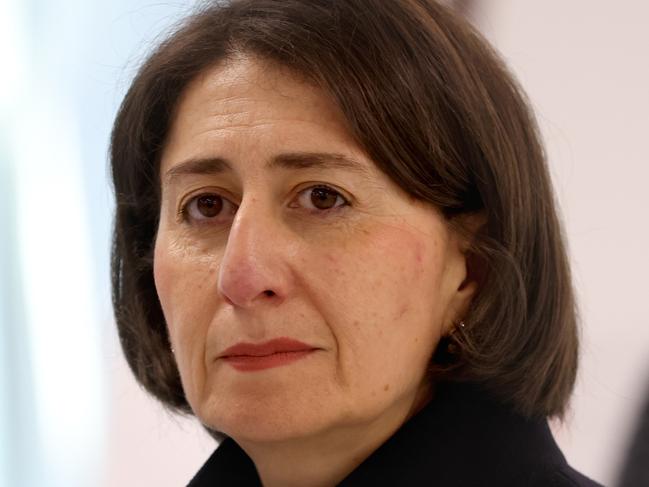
153;232;223;407
153;233;220;342
325;227;435;314
309;223;445;376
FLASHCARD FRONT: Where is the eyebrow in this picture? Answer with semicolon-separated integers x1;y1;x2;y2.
162;151;374;185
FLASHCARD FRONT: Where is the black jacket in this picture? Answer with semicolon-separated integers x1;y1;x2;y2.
188;381;604;486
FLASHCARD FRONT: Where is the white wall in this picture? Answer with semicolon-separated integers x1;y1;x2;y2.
470;1;649;484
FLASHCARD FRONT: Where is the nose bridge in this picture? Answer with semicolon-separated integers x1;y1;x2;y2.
217;196;288;307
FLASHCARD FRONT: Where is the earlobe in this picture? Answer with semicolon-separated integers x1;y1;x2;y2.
448;276;479;332
442;245;485;336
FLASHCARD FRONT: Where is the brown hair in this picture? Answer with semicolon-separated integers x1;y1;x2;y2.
110;0;579;439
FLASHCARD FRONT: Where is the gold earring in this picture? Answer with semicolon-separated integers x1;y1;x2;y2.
447;320;465;337
446;320;466;355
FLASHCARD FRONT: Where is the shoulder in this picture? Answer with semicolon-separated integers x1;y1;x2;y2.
509;462;605;487
339;381;604;487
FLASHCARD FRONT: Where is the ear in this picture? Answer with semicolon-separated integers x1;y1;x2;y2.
441;211;487;335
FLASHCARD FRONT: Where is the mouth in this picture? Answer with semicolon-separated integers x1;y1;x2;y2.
218;337;320;372
219;337;318;358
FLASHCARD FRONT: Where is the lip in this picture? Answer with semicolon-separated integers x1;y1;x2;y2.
219;337;318;358
218;337;319;372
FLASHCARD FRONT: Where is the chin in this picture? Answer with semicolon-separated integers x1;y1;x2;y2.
198;394;334;444
220;413;328;445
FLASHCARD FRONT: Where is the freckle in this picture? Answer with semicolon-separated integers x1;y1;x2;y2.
383;384;390;392
396;305;407;319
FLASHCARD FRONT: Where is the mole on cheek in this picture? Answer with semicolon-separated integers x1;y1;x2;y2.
413;239;425;265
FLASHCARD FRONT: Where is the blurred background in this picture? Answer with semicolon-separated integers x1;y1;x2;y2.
0;1;647;486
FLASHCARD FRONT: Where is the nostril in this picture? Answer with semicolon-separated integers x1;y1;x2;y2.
264;290;275;297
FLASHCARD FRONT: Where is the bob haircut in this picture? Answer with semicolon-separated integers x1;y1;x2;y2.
110;0;580;440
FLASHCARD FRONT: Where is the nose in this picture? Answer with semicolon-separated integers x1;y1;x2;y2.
217;199;291;308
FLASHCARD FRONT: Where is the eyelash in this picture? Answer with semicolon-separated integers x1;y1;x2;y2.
178;184;351;224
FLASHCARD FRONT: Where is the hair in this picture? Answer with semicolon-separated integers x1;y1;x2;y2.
110;0;580;441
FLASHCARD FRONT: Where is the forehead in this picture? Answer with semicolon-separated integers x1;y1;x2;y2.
159;55;368;178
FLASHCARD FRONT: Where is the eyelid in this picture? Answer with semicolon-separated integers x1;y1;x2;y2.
177;183;352;224
291;184;351;212
178;191;237;224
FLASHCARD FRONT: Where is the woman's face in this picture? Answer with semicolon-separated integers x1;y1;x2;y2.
154;56;475;444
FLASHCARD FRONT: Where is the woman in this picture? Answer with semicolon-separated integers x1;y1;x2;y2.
109;0;603;485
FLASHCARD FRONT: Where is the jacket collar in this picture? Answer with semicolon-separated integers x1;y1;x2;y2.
188;381;567;486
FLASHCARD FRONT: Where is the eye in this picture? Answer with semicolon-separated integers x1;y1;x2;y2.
180;185;349;225
181;193;236;223
293;185;350;213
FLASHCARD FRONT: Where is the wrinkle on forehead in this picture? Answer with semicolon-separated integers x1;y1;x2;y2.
161;55;363;172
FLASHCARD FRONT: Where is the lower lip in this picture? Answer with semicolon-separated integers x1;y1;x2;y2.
221;350;317;372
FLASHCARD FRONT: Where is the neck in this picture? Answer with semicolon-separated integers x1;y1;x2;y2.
237;384;434;487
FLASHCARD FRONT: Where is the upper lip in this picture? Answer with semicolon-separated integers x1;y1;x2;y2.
218;337;318;358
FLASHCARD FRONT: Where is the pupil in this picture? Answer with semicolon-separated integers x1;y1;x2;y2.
311;187;337;210
197;195;222;217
